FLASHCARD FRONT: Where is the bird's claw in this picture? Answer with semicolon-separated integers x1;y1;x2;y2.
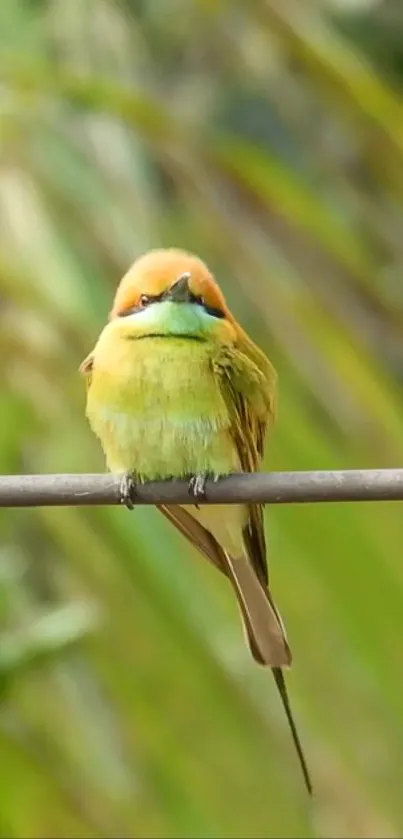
188;474;209;509
120;473;136;510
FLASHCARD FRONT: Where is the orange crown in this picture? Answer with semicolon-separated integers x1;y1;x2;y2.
110;248;230;320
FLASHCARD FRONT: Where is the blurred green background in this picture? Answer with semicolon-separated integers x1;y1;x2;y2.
1;0;403;836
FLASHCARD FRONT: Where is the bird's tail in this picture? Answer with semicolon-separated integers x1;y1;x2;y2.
271;666;312;795
157;505;312;794
221;550;291;667
221;550;312;796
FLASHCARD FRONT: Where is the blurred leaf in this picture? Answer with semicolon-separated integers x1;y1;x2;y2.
1;0;403;836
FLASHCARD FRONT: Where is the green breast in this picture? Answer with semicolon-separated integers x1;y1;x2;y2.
87;336;240;479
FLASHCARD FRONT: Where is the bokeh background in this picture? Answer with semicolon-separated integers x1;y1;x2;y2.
1;0;403;836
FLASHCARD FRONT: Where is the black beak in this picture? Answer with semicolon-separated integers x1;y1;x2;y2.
164;272;192;303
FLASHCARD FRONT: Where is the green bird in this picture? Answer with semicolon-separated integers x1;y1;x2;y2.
80;247;312;794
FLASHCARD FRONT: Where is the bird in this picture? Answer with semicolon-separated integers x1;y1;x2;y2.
80;247;312;794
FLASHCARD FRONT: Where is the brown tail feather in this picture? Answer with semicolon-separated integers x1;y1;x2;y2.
272;668;312;795
220;550;291;668
158;505;312;794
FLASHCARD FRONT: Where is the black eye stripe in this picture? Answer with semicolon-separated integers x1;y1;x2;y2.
117;291;225;319
201;303;225;319
188;292;224;319
118;293;162;317
118;305;142;317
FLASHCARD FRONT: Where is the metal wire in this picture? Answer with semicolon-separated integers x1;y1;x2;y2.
0;469;402;507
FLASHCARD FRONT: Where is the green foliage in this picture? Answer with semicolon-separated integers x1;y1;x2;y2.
1;0;403;835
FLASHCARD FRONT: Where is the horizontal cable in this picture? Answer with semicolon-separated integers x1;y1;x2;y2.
0;470;403;507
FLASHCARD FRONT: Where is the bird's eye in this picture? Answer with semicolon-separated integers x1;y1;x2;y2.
117;294;156;317
189;293;204;306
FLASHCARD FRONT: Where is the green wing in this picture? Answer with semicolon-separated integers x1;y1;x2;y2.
213;341;277;587
79;352;94;388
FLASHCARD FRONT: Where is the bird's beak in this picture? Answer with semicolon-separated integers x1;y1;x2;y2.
164;272;192;303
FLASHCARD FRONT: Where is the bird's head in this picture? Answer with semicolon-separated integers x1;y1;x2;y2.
106;248;237;345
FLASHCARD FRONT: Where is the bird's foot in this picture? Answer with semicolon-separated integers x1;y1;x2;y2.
188;473;212;509
120;472;137;510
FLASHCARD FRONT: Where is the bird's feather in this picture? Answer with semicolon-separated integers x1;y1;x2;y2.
158;504;291;667
79;353;94;386
159;506;311;793
212;342;276;587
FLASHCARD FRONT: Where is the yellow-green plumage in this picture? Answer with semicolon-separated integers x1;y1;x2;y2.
81;249;312;794
86;327;250;556
86;332;241;480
